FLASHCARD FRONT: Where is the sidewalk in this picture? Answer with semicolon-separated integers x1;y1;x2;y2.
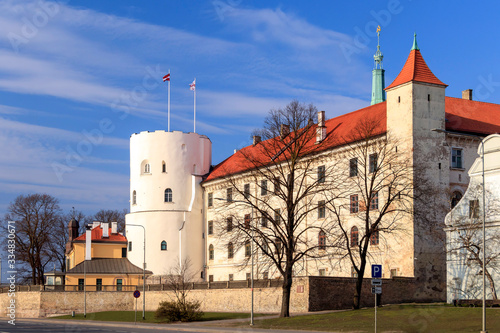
18;316;332;333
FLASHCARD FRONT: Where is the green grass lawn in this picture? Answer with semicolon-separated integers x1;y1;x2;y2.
53;310;267;323
214;304;500;332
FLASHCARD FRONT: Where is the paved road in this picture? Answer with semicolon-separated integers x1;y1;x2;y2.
0;319;327;333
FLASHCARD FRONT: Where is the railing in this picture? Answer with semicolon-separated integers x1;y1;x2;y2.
0;279;283;293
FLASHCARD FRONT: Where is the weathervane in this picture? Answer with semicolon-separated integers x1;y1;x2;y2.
374;25;383;69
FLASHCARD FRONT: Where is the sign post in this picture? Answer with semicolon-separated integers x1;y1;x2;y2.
133;290;141;325
371;265;382;333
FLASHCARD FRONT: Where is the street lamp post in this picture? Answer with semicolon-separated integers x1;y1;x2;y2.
215;198;254;326
432;128;487;333
127;224;146;320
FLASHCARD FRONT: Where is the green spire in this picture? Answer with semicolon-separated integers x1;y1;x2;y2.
371;25;386;105
411;32;419;51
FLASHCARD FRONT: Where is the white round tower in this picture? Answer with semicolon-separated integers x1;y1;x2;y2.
125;130;211;280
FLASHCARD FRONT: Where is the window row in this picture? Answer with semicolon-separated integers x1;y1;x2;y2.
131;189;173;205
208;230;327;260
350;226;379;247
141;161;167;174
128;241;168;251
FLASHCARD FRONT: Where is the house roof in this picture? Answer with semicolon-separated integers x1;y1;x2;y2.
73;226;127;243
204;97;500;183
385;49;447;90
65;258;152;275
204;102;387;182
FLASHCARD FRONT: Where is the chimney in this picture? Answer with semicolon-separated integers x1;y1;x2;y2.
280;124;290;139
462;89;473;100
102;222;109;238
92;221;100;229
253;135;261;146
316;111;326;143
111;222;118;234
85;224;92;261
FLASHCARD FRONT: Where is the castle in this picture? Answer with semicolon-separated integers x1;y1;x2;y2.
124;34;500;302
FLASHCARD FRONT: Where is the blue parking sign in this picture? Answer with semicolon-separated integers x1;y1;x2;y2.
372;264;382;278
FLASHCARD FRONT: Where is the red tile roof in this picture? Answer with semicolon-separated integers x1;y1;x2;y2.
205;97;500;183
74;226;127;243
204;102;387;182
386;49;447;90
445;97;500;135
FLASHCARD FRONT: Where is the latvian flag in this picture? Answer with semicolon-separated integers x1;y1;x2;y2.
190;79;196;91
163;73;170;82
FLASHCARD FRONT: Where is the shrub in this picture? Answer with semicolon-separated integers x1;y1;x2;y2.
155;300;203;322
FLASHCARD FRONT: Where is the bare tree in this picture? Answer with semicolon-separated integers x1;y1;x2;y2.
3;194;62;284
85;209;127;232
325;117;415;309
213;100;344;317
446;186;500;300
156;257;203;322
47;209;86;273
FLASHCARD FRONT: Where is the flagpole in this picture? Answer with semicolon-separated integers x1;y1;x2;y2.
193;78;196;133
168;69;171;132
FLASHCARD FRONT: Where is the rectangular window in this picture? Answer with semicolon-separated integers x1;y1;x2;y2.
317;165;326;183
350;195;359;213
96;278;102;291
208;192;213;207
246;273;251;280
349;158;358;177
369;153;378;173
390;268;398;278
274;209;281;226
229;274;233;281
318;200;325;218
227;217;233;232
78;278;84;291
319;269;326;276
370;191;379;210
244;183;250;199
261;180;268;196
262;272;268;280
261;214;268;228
209;275;214;282
275;239;282;254
121;247;127;258
469;199;479;218
226;187;233;202
128;241;132;252
116;279;122;291
273;177;280;195
244;214;251;229
351;267;358;278
451;148;463;169
208;220;213;235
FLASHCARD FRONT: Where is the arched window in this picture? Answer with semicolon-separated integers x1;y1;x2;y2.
164;188;172;202
350;226;358;247
228;242;234;259
318;230;326;250
144;163;150;174
132;190;136;205
162;161;166;173
161;241;167;251
245;240;251;257
209;244;214;260
451;191;463;208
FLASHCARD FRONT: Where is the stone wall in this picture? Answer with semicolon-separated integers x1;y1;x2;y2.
308;276;417;311
0;276;419;318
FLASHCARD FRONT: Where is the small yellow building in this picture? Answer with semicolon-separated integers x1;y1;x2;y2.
65;220;151;291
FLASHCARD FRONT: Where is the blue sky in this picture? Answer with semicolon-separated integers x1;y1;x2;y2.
1;0;500;216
